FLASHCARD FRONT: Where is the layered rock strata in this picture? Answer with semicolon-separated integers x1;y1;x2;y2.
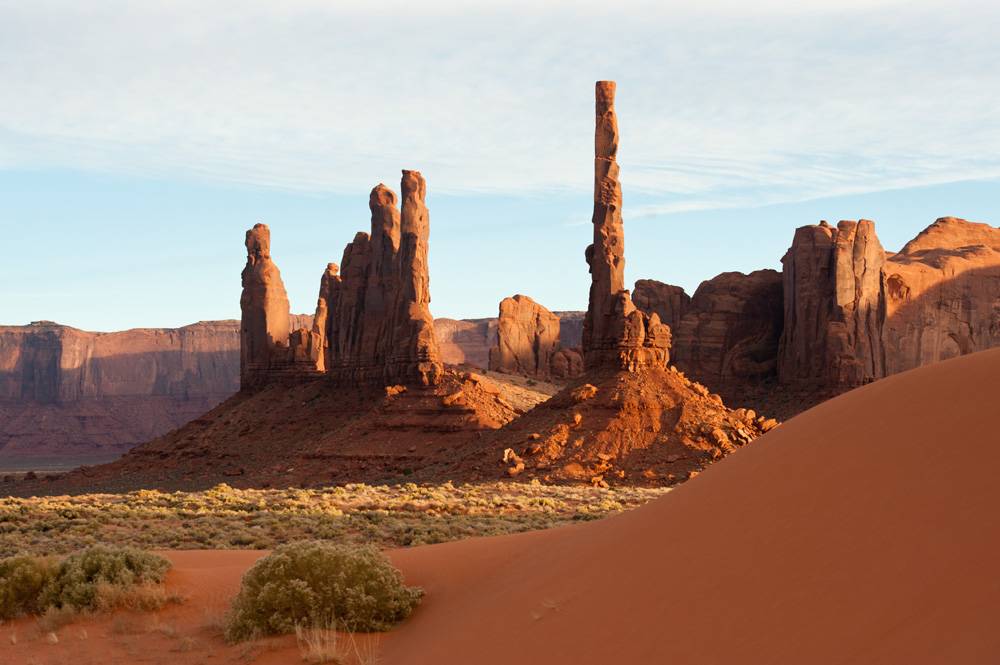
488;295;583;380
582;81;671;371
242;171;444;392
435;318;497;368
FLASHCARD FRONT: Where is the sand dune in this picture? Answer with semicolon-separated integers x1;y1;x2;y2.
380;347;1000;664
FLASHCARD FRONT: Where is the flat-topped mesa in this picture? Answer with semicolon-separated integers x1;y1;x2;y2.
488;295;583;380
778;219;887;388
582;81;671;372
312;171;443;388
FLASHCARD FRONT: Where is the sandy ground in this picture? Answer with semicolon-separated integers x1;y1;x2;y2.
4;347;1000;663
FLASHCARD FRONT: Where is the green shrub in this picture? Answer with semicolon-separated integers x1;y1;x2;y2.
39;545;171;612
0;554;56;619
225;542;423;642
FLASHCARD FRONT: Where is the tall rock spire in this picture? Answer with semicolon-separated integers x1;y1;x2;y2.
239;223;292;389
582;82;671;372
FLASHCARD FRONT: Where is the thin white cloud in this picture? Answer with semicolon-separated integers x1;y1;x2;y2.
0;0;998;210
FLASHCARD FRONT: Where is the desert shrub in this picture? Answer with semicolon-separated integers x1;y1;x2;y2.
225;541;423;643
39;544;171;611
0;554;57;619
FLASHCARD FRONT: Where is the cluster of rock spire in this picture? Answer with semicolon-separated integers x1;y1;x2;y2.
240;171;442;391
241;81;1000;408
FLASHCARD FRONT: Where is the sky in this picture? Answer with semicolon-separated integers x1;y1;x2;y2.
2;0;998;331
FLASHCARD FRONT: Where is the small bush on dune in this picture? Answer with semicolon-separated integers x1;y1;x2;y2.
0;545;172;620
0;555;57;619
225;541;423;643
40;544;172;611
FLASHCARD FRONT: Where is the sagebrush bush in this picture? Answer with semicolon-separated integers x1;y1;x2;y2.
225;541;423;643
0;554;56;619
39;545;172;612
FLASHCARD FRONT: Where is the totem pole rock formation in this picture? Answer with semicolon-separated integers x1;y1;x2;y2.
488;295;583;380
581;81;671;371
778;220;886;387
313;171;443;388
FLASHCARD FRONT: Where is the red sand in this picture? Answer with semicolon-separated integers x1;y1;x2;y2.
4;347;998;663
379;347;1000;664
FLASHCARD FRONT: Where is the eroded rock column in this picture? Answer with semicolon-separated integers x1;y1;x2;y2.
582;81;670;372
240;224;292;389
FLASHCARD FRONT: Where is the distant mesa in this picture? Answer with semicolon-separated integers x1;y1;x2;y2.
0;320;242;456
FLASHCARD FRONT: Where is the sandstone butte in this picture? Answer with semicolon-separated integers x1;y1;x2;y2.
625;215;1000;419
487;294;583;380
6;172;542;494
6;82;1000;491
4;346;997;665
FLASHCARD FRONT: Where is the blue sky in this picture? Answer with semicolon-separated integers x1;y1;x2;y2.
2;0;998;331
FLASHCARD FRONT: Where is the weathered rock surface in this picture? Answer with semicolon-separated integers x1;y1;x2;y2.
488;295;583;380
240;224;304;389
669;270;784;390
582;81;670;371
313;173;444;388
435;318;497;368
239;172;445;391
883;217;1000;374
0;320;240;455
778;219;886;388
552;311;585;350
632;279;690;333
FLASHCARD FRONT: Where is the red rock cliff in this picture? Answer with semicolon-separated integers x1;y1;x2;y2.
883;217;1000;373
0;320;240;455
669;270;784;389
778;219;886;387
